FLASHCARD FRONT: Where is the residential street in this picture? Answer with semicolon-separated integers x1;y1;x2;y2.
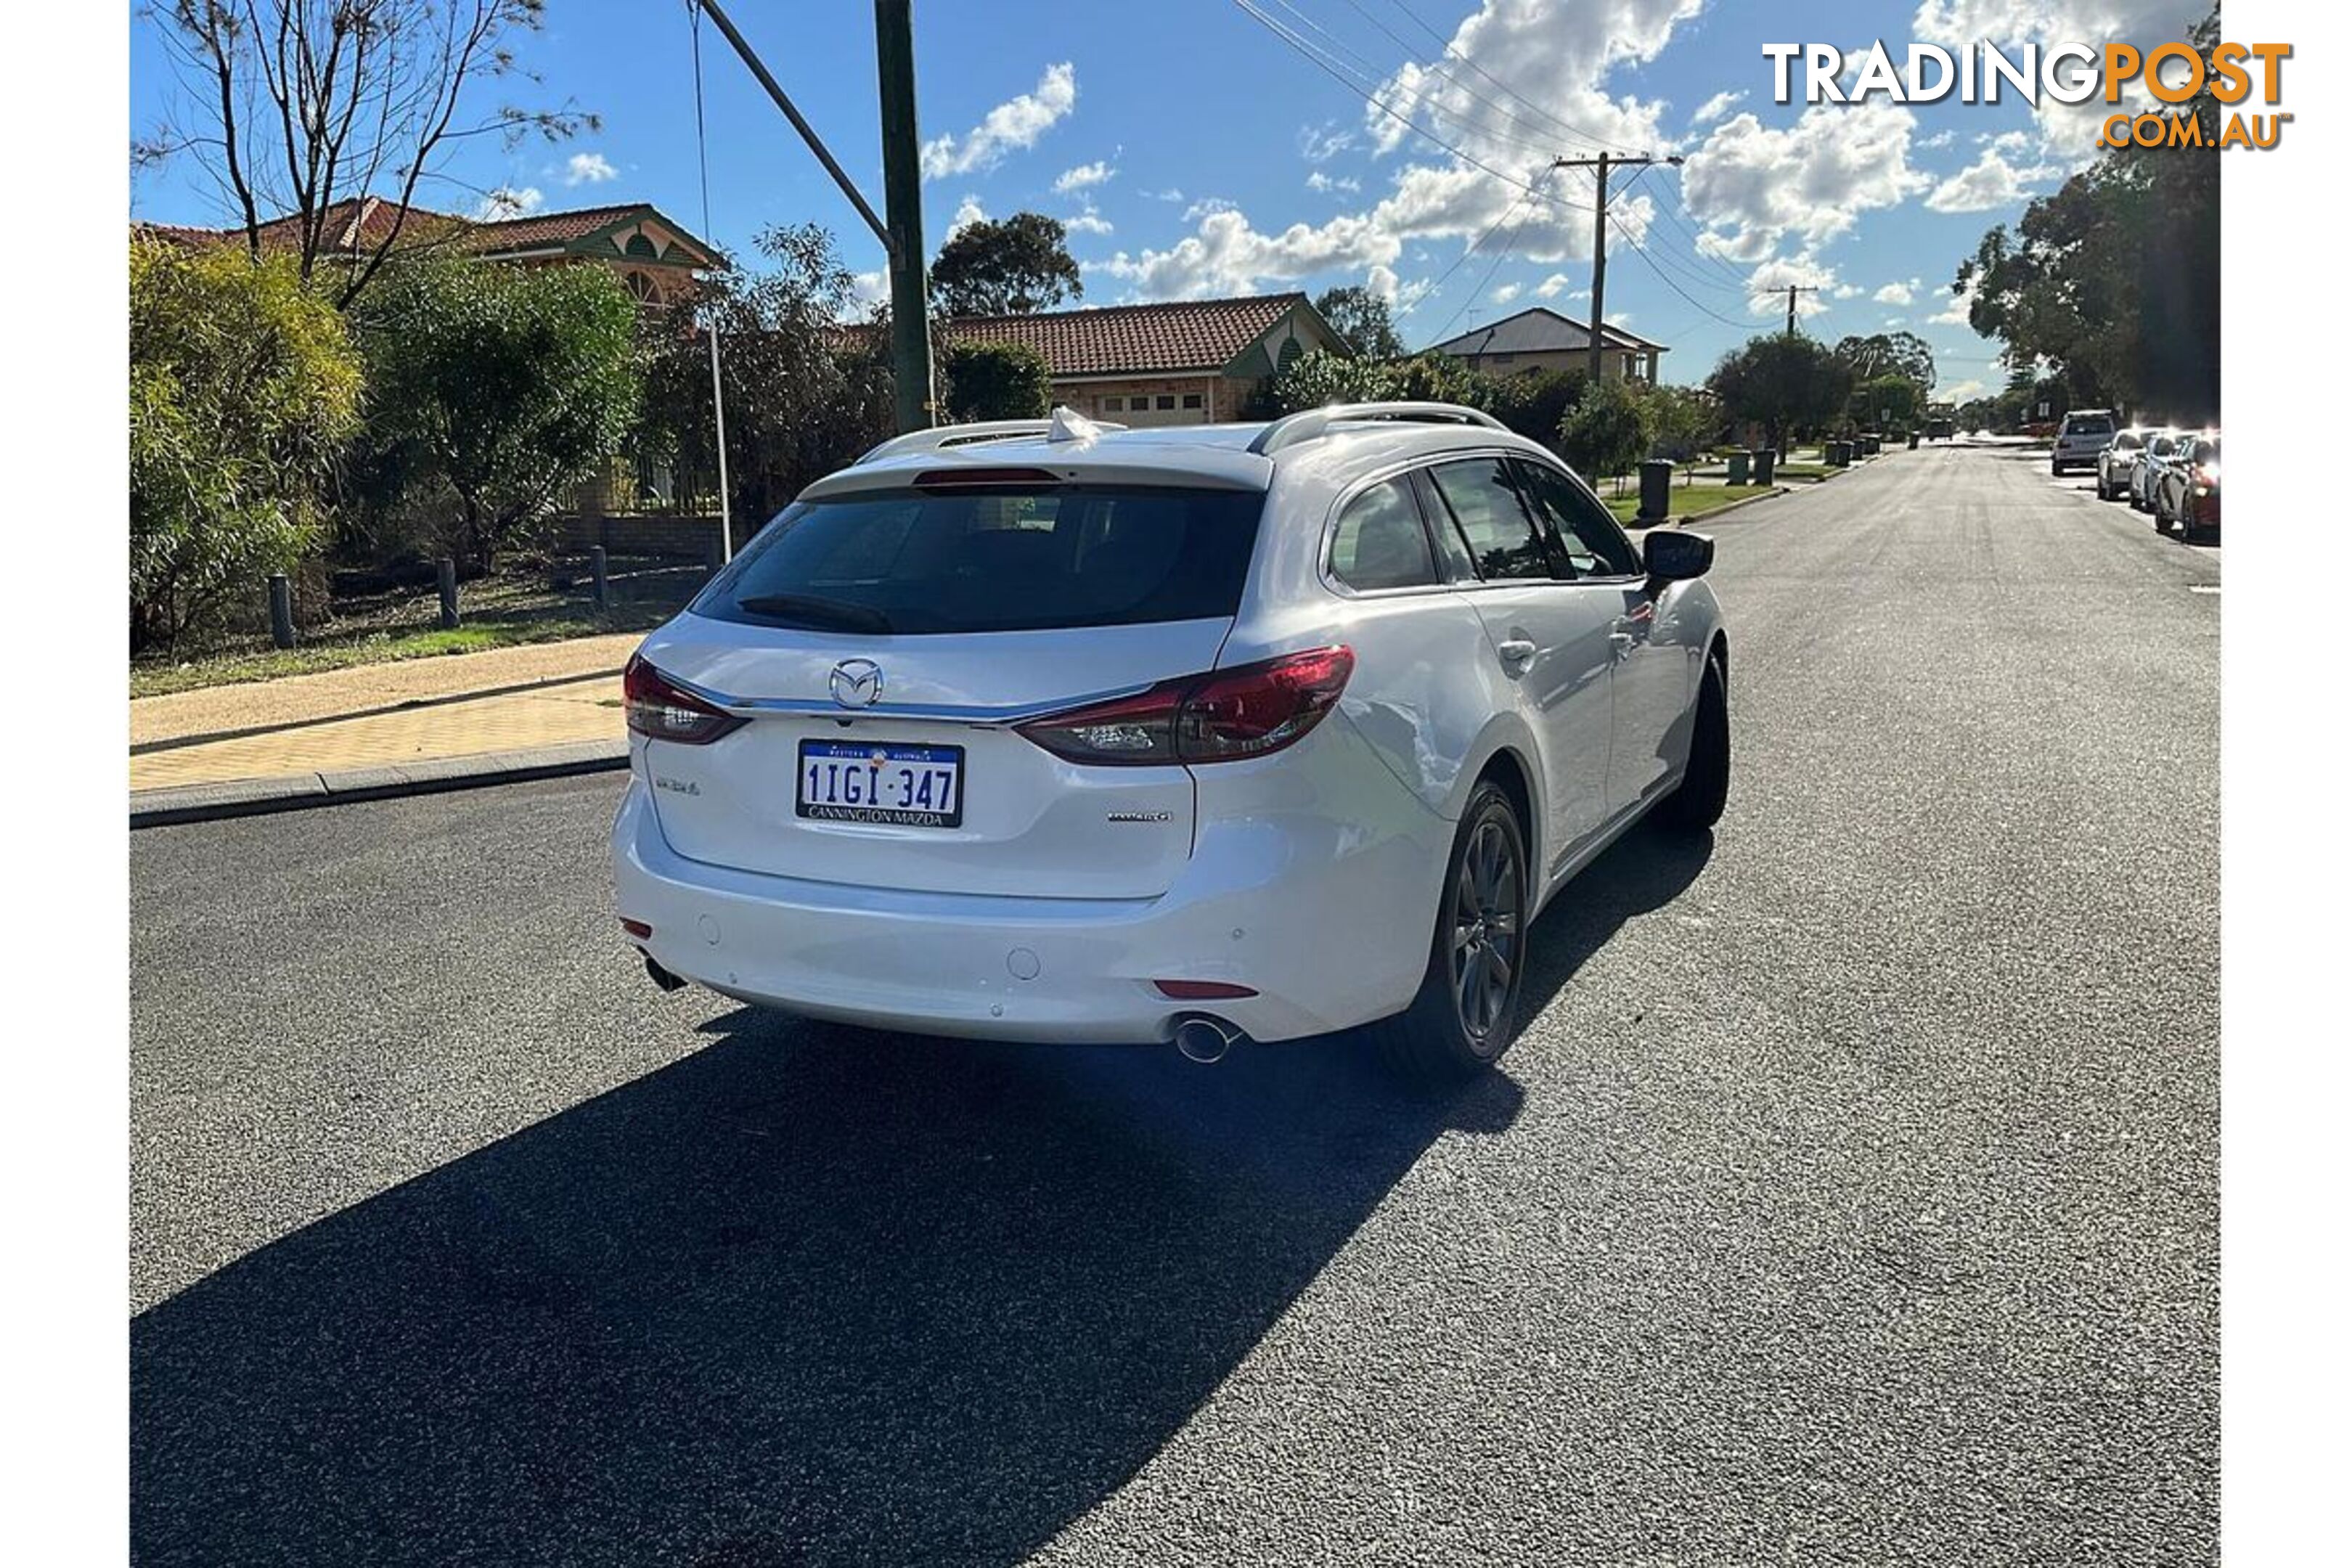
130;444;2220;1565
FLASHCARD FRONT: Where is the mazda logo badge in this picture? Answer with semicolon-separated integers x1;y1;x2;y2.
828;658;884;709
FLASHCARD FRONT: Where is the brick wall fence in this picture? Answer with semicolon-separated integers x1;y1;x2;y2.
553;513;731;561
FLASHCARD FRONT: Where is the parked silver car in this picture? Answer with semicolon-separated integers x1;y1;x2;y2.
2129;430;2188;514
2096;427;2158;500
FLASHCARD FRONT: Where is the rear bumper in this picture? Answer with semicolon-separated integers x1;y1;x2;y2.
610;741;1447;1045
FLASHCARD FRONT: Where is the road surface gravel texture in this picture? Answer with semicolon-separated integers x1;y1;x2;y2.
130;444;2219;1566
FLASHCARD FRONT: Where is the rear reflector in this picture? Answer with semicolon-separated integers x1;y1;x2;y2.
620;918;653;940
1153;979;1260;1000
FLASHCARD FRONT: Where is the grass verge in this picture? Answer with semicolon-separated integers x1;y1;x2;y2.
1608;483;1771;528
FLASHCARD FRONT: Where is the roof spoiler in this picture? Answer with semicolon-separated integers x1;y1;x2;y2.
855;406;1127;465
1248;401;1508;456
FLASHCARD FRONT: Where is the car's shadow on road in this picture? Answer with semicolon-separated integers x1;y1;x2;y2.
131;823;1710;1567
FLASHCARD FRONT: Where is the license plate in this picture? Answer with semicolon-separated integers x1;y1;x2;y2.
796;740;965;828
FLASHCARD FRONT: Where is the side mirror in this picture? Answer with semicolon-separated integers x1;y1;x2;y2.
1643;528;1714;581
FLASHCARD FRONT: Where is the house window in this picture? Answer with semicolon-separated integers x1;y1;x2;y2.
625;232;659;259
1181;393;1204;409
624;270;663;306
1490;352;1515;366
1156;395;1176;410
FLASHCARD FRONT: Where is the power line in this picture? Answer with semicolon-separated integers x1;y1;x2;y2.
1425;191;1536;343
1321;0;1617;155
1371;0;1618;152
1228;0;1631;213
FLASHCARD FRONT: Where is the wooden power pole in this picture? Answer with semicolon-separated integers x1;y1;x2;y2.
1551;152;1681;385
693;0;934;433
1785;284;1821;335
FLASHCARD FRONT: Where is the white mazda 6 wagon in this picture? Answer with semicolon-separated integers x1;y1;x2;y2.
613;402;1729;1080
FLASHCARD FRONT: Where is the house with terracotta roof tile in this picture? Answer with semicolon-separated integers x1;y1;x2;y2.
942;292;1352;425
139;196;722;308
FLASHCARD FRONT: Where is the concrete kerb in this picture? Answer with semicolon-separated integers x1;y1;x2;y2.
130;738;630;830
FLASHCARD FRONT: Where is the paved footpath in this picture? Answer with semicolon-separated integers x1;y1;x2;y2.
130;632;640;796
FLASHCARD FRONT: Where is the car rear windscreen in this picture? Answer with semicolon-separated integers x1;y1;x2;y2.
2064;415;2115;436
693;484;1265;636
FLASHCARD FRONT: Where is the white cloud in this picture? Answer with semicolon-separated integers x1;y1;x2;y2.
1307;171;1361;195
1683;101;1931;256
1923;146;2058;213
1832;284;1862;299
1064;209;1113;236
1098;207;1405;300
474;186;543;219
564;152;617;187
1299;121;1355;163
1053;160;1115;194
1534;272;1588;300
1928;272;1977;326
1742;254;1842;321
1369;263;1437;316
1099;0;1700;302
1183;196;1238;223
1689;89;1744;126
1913;0;2204;157
838;269;889;321
1920;128;1957;150
1491;282;1523;305
1874;277;1921;305
1143;187;1185;203
1937;377;1986;401
920;62;1077;180
945;194;987;238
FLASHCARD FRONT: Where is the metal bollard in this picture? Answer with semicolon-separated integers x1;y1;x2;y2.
268;572;295;649
437;557;460;630
590;544;610;611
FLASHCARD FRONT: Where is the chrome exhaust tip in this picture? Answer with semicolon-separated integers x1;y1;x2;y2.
1172;1015;1244;1065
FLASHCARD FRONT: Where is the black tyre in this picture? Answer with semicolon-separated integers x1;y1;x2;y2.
1658;648;1730;832
1368;780;1530;1085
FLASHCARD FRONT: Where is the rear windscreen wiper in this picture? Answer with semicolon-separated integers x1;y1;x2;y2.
734;594;894;634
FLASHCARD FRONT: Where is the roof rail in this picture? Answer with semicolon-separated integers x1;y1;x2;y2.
856;411;1129;465
1247;401;1508;457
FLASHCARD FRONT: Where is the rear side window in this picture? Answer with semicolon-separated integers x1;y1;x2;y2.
1512;458;1642;579
2113;432;2143;452
695;485;1264;635
1329;478;1437;592
1426;458;1552;581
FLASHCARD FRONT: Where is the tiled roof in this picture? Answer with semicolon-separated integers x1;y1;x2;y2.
136;197;717;267
1427;306;1667;356
467;204;661;253
943;293;1313;376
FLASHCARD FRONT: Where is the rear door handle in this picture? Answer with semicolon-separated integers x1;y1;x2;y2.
1495;637;1537;671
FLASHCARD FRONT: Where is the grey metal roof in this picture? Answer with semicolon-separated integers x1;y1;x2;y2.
1426;306;1667;357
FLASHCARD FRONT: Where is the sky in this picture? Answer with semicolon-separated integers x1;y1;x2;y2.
127;0;2215;404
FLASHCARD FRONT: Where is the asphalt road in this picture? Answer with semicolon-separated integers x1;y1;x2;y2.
130;443;2220;1567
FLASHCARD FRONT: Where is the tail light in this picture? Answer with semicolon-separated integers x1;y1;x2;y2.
624;655;745;745
1016;647;1354;767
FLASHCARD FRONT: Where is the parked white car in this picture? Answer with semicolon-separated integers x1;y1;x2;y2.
612;403;1730;1080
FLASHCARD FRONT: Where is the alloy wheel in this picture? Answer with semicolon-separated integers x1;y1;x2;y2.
1449;817;1522;1045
